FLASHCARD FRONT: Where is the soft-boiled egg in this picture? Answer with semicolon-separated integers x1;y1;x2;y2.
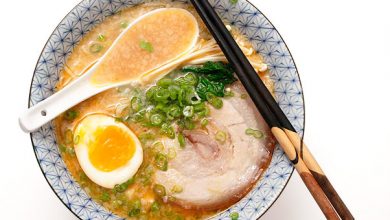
73;114;143;189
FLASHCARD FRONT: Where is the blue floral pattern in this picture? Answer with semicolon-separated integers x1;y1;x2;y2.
29;0;303;219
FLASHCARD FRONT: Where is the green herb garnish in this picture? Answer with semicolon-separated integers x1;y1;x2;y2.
125;62;236;140
89;43;103;53
215;131;227;143
151;201;160;212
113;178;135;193
245;128;264;139
153;184;166;197
230;212;239;220
140;40;154;53
154;153;168;171
128;199;141;217
100;192;110;202
182;61;237;100
64;109;79;121
120;21;129;28
97;34;106;42
178;133;186;148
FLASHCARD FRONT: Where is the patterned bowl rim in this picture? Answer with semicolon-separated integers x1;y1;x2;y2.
27;0;305;219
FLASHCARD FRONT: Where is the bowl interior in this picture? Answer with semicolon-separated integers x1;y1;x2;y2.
29;0;304;219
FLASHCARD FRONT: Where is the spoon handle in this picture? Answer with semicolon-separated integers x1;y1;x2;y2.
19;73;105;132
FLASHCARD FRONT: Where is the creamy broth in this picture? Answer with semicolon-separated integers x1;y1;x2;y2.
55;1;275;219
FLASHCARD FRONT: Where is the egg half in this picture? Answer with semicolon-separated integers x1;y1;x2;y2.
73;114;143;189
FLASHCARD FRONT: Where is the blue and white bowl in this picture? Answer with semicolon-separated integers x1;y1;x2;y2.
28;0;304;219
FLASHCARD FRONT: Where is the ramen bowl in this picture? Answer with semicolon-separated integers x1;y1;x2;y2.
29;0;304;219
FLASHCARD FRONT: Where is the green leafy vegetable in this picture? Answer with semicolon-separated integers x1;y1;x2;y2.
182;61;236;100
230;0;238;4
125;62;236;140
196;76;225;99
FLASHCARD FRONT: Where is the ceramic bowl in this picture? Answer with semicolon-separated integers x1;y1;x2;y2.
29;0;304;219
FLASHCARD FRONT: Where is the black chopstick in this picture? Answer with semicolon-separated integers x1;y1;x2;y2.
197;0;295;131
190;1;353;219
189;0;280;129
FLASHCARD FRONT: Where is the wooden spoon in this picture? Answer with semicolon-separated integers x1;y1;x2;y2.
19;8;199;132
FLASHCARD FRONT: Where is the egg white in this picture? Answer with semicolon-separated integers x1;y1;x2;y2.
73;114;143;189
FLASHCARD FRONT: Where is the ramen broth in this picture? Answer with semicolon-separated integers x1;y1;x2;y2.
55;1;274;219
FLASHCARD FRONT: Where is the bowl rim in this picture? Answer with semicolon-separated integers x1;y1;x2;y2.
27;0;306;219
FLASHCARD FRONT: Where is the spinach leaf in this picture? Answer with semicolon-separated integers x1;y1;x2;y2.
196;76;225;100
182;62;237;100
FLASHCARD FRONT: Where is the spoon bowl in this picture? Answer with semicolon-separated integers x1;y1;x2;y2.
19;8;199;132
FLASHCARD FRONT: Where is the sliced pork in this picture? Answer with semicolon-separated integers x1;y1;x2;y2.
155;82;275;210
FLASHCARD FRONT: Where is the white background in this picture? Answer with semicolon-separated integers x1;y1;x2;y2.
0;0;389;219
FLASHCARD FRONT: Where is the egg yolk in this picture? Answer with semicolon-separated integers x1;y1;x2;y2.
88;125;135;172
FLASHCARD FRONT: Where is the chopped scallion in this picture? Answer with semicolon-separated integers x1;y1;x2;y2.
131;97;142;112
64;109;79;121
89;43;103;53
183;106;194;118
64;129;73;145
178;133;185;148
97;34;106;42
150;113;164;126
160;123;175;139
128;199;141;217
113;178;135;193
66;147;75;156
230;212;239;220
152;142;164;153
240;94;248;99
230;0;238;5
157;78;173;88
207;93;224;109
73;135;80;145
167;148;177;159
171;185;183;193
167;105;181;120
100;192;110;202
215;131;227;143
153;184;166;197
140;40;154;53
154;88;170;102
59;144;66;153
120;21;129;28
154;153;168;171
200;118;209;127
245;128;264;139
151;201;160;212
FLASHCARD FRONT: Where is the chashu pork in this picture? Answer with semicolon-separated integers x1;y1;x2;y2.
155;82;275;210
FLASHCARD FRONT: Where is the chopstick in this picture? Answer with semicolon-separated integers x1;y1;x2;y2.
190;0;353;219
192;3;353;219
